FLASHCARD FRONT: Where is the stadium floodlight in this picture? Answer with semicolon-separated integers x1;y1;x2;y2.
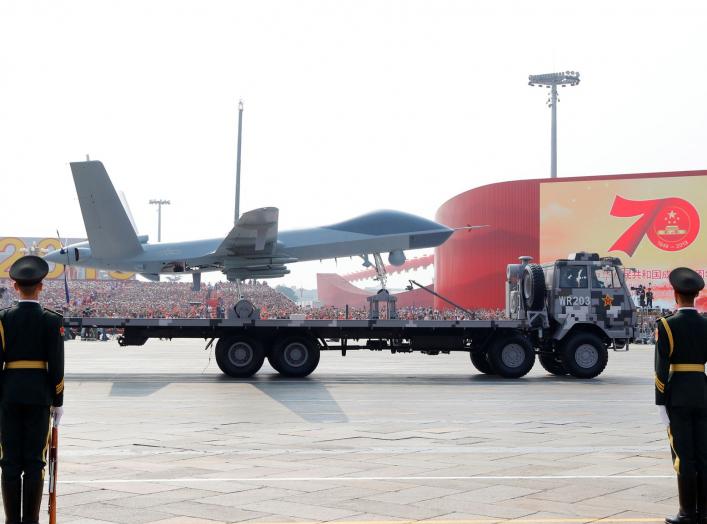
528;70;580;178
149;199;171;242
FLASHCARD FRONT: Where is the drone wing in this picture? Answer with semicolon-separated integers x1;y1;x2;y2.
215;207;279;256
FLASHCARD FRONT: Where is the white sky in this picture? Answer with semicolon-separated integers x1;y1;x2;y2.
2;0;707;288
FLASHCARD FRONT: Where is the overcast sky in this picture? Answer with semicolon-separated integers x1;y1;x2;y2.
2;1;707;288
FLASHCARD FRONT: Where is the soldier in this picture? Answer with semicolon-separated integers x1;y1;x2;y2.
655;267;707;524
0;256;64;524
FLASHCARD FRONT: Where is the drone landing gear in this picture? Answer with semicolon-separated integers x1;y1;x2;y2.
372;253;387;290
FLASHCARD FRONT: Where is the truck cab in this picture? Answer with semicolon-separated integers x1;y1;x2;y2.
506;252;636;378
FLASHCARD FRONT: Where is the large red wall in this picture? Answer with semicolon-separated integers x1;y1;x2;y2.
434;180;540;310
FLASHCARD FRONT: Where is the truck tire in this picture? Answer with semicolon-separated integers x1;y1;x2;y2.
539;353;567;376
470;351;495;374
266;354;284;374
522;264;546;311
215;336;265;378
560;332;608;379
270;336;320;377
488;334;535;378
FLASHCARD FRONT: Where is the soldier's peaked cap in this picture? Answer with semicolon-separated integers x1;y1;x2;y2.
669;267;705;295
9;255;49;285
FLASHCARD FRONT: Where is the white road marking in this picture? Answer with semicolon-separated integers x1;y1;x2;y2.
57;445;667;457
59;474;673;484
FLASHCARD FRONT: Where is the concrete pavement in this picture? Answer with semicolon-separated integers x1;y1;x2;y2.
47;339;675;524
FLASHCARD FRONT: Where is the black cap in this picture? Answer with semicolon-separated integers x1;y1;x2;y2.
9;255;49;286
669;267;705;295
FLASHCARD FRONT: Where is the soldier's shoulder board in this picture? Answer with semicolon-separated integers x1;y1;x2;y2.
42;307;63;318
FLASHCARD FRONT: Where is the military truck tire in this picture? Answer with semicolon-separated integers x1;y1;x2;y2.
266;354;285;374
470;351;495;374
560;333;608;379
522;264;546;311
270;336;320;377
539;353;567;376
488;334;535;378
215;336;265;378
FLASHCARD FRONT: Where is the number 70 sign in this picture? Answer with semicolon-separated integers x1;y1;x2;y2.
609;196;700;256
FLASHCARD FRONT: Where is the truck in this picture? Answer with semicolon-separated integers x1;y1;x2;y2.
64;252;637;380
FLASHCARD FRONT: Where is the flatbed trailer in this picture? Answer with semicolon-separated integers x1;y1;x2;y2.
62;251;638;380
63;314;617;380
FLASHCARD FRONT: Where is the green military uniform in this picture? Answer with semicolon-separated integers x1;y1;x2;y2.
0;256;64;524
655;267;707;524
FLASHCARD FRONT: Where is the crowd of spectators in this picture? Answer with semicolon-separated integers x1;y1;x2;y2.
0;279;505;321
0;279;298;319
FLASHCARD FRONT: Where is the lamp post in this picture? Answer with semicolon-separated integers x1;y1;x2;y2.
149;199;170;242
528;71;580;179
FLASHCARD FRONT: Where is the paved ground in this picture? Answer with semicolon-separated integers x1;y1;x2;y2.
47;339;676;524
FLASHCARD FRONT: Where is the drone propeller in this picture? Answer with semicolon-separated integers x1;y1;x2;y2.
453;224;489;232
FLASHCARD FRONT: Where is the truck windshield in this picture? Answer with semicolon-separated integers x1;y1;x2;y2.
559;265;588;288
592;267;621;289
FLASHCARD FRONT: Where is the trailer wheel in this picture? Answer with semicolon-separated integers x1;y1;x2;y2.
560;332;608;379
470;351;495;374
270;337;320;377
488;334;535;378
522;264;546;311
215;336;265;378
538;353;567;376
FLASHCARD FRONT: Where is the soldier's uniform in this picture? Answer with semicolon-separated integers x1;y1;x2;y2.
0;256;64;524
655;267;707;524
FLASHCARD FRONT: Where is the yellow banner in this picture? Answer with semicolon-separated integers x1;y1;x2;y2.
540;175;707;310
540;176;707;267
0;237;134;280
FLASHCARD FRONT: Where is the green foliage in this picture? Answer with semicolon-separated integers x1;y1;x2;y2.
275;285;298;302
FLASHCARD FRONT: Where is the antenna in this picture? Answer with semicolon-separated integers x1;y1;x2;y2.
235;99;244;225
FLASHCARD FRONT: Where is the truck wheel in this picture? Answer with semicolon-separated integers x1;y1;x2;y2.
560;333;608;379
522;264;546;311
266;354;284;374
488;334;535;378
470;351;495;374
215;336;265;378
539;353;567;376
270;337;320;377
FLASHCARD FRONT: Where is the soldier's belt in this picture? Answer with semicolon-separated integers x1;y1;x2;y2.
671;364;706;373
4;360;48;370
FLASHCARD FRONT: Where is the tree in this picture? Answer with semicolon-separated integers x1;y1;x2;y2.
275;285;298;302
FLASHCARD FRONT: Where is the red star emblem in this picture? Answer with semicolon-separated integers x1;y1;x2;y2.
603;295;614;308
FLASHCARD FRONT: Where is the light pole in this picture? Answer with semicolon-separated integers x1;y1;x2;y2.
149;199;171;242
528;71;580;179
235;99;244;225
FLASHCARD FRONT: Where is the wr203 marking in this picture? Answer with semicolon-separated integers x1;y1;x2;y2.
558;295;591;307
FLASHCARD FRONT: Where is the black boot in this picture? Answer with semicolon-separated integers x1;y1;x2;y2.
698;474;707;524
667;474;698;524
20;474;42;524
1;479;21;524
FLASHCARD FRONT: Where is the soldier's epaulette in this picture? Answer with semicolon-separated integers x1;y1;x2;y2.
42;307;63;318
